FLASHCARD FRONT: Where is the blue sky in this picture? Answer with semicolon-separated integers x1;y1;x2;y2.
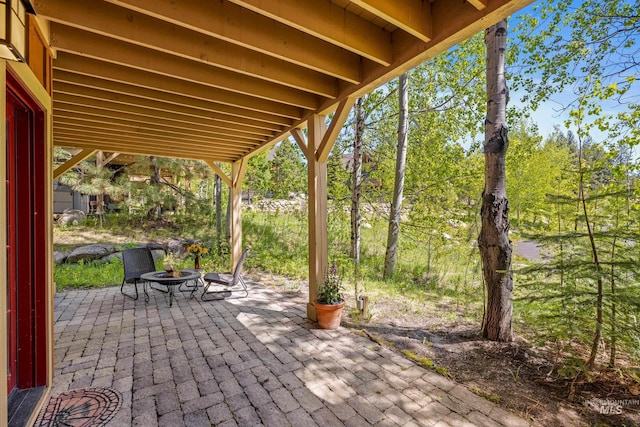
507;0;640;150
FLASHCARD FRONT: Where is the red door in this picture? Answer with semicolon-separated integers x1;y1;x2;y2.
5;70;47;394
6;98;17;393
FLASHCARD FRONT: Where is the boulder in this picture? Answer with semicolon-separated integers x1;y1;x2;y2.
57;209;86;226
99;252;123;263
146;242;167;253
66;244;117;263
53;251;67;265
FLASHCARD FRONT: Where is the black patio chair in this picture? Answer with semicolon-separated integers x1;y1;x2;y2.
121;247;157;301
202;249;250;301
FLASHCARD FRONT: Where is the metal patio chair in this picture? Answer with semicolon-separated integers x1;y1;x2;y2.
121;247;157;301
202;248;250;301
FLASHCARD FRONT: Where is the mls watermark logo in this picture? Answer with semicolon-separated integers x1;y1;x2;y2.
584;398;639;415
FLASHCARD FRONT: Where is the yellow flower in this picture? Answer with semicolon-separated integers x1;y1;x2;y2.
186;243;208;256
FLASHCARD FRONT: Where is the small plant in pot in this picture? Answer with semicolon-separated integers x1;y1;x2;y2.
315;262;345;330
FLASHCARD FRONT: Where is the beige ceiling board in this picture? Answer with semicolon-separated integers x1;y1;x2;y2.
34;0;534;163
37;0;337;97
50;24;321;110
53;103;270;139
52;85;287;131
53;115;263;145
105;0;363;83
53;124;261;152
54;54;304;120
54;138;239;163
53;132;247;156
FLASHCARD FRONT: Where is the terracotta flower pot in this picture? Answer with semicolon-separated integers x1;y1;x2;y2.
315;301;345;330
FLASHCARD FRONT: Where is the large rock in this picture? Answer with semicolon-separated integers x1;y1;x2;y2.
99;252;123;263
57;209;86;226
53;251;67;265
66;244;117;263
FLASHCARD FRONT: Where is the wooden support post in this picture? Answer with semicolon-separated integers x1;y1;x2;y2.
52;148;95;179
306;114;328;321
230;158;247;271
302;101;354;321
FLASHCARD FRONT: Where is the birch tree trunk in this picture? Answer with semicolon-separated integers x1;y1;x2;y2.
351;97;364;264
479;20;513;342
384;73;409;279
214;168;223;255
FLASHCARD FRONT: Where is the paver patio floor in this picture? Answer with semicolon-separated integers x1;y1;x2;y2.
47;281;530;426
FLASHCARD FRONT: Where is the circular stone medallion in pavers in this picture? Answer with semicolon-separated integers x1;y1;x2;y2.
35;387;122;427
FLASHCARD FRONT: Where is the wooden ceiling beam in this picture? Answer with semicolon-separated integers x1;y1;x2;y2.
106;0;362;83
51;70;293;127
54;53;304;120
53;131;248;156
53;115;262;145
52;83;288;130
350;0;432;42
35;0;337;97
228;0;392;66
50;23;321;110
53;102;271;139
53;123;262;149
54;138;238;163
466;0;488;11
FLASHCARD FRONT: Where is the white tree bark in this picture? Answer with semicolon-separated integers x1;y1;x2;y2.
351;97;364;264
479;20;513;342
214;166;223;254
384;73;409;279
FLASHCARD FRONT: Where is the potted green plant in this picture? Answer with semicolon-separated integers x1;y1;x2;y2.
314;262;345;329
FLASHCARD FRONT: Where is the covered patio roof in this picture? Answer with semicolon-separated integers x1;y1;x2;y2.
36;0;533;163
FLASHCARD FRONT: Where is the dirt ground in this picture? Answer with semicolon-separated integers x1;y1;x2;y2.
252;271;640;427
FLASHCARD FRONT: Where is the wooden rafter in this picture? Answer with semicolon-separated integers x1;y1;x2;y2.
53;89;286;133
33;0;534;164
40;0;337;97
51;24;321;110
53;138;238;162
228;0;392;65
350;0;432;42
105;0;363;83
53;103;271;139
467;0;488;10
53;55;304;120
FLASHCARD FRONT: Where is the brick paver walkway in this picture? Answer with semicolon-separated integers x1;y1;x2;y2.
50;282;530;426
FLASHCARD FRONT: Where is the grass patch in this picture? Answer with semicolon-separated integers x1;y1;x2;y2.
54;259;124;290
469;386;501;403
401;349;451;377
54;210;486;314
401;349;435;369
